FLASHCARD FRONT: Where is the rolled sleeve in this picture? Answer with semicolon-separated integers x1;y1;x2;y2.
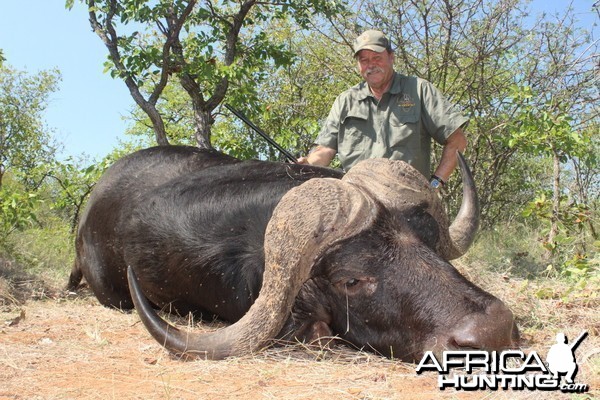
419;80;469;144
315;97;343;150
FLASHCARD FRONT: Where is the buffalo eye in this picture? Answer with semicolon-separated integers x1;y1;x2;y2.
335;277;377;297
345;278;360;288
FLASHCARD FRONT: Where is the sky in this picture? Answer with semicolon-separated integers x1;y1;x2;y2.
1;1;132;161
0;0;597;161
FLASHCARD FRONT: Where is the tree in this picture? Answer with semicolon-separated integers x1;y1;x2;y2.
0;61;60;242
510;86;598;265
0;177;40;243
247;19;358;162
212;18;359;161
42;160;103;234
66;0;345;149
0;63;60;189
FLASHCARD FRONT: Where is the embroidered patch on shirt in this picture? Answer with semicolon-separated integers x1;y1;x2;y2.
398;93;415;111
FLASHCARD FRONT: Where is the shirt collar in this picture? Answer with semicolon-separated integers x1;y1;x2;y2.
356;71;401;100
389;72;403;94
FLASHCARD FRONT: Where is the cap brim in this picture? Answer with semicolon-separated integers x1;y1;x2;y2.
354;44;387;56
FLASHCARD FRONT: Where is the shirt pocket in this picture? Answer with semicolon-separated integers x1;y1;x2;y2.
389;113;419;147
339;112;370;153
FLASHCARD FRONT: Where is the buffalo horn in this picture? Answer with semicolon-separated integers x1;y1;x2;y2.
444;151;480;259
128;178;377;360
336;152;479;260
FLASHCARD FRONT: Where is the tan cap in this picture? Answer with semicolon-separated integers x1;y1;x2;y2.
353;30;392;56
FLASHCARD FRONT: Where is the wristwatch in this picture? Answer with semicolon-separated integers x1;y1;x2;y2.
429;175;445;189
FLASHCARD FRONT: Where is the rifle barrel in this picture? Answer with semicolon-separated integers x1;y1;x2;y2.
224;104;298;163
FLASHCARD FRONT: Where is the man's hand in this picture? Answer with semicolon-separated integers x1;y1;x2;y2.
297;146;336;167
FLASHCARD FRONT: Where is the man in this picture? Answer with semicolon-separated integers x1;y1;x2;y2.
297;30;469;189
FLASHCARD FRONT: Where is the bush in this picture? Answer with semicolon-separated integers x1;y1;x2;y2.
1;216;73;288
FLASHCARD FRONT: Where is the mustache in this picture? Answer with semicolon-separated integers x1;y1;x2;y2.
365;67;384;76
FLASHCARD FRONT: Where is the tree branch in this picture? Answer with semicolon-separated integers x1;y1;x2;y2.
88;0;170;145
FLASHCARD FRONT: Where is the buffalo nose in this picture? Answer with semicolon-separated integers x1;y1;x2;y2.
449;300;518;351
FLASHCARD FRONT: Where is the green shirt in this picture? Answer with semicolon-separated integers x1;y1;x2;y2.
315;72;469;176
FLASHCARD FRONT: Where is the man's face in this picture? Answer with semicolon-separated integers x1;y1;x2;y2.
356;49;395;91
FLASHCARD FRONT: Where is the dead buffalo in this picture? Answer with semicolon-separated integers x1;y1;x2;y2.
68;145;518;361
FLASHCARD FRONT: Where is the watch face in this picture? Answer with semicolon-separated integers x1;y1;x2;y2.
430;179;441;189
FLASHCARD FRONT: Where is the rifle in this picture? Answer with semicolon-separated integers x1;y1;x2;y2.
224;104;298;164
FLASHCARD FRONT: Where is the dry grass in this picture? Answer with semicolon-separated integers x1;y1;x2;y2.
0;257;598;399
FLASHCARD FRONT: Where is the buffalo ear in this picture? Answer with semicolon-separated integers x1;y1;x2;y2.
283;319;333;344
305;321;333;342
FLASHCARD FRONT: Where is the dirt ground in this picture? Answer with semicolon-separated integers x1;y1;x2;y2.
0;265;598;399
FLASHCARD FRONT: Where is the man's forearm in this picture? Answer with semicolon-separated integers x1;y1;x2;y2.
433;128;467;182
298;145;336;167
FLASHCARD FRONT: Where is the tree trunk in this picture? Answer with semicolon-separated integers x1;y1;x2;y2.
546;149;561;256
194;108;212;149
145;106;170;146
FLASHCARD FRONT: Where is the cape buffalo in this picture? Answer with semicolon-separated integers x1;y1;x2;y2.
68;145;518;361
